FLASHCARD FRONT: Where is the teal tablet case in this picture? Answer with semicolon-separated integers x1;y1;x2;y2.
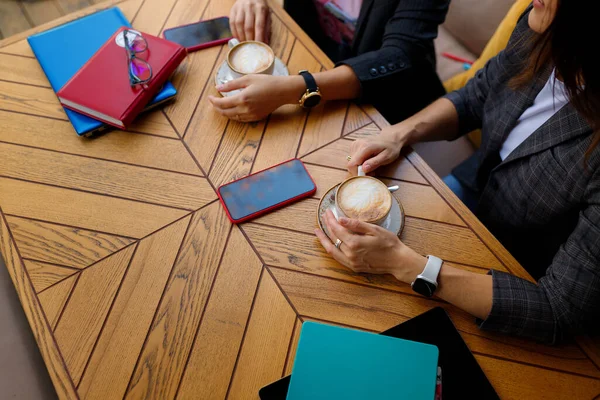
287;322;439;400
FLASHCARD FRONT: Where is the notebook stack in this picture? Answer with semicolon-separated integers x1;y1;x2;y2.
28;7;186;136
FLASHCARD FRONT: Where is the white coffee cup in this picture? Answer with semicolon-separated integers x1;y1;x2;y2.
335;175;392;226
226;38;275;78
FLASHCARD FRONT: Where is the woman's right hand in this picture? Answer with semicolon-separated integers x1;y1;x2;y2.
229;0;272;43
347;125;407;174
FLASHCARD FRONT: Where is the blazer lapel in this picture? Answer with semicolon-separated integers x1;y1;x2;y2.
352;0;374;52
481;65;553;158
501;103;591;166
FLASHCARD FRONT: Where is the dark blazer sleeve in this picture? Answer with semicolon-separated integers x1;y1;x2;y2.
444;6;532;139
479;167;600;344
338;0;449;103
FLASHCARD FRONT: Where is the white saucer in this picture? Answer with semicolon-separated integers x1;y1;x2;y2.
317;184;405;240
214;58;289;97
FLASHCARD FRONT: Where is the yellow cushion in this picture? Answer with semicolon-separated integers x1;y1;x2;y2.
443;0;531;147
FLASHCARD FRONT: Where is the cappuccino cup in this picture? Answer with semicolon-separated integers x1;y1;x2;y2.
227;38;275;78
335;176;392;226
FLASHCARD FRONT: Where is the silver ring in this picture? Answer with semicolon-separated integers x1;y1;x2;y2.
334;238;342;249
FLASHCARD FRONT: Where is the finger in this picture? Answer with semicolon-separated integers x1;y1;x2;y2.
338;217;376;235
350;143;382;170
324;210;356;245
264;12;272;44
230;8;239;39
362;150;393;173
314;228;351;265
211;103;245;119
216;77;250;93
235;12;246;41
255;6;267;43
208;94;240;109
244;9;255;41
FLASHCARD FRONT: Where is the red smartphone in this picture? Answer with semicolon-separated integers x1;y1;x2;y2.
217;159;317;224
163;17;232;52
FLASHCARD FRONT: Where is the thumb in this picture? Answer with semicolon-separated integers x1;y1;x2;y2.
362;151;393;174
338;217;375;234
216;77;249;93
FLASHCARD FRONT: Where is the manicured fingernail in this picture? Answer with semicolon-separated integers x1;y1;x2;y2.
216;84;224;91
339;217;348;225
363;164;370;172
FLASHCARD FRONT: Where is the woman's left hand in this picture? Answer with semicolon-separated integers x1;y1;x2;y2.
315;210;426;283
209;75;303;122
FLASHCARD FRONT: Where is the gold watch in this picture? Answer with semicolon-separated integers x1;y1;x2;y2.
298;70;322;108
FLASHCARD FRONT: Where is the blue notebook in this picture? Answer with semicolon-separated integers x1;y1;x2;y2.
28;7;177;136
287;322;439;400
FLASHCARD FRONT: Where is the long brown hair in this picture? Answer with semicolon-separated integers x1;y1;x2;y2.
511;1;600;157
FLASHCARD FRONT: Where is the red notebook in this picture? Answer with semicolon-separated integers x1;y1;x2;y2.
57;27;186;129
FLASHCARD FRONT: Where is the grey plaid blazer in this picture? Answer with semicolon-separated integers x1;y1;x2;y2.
446;7;600;344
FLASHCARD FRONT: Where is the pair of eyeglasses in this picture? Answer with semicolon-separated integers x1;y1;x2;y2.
123;30;153;86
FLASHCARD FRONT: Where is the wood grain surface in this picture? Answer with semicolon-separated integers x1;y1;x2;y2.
0;0;598;399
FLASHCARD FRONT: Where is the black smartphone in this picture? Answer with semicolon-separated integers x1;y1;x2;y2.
217;159;317;224
163;17;232;52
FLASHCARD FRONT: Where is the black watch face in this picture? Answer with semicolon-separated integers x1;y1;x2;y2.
412;279;436;297
303;93;322;108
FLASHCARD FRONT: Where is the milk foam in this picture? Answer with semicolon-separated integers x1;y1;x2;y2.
338;178;391;222
229;43;273;74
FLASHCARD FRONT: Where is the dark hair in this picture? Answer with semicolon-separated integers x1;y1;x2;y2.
510;1;600;158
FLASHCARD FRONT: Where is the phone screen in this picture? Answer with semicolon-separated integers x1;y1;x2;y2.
164;17;232;49
219;159;316;222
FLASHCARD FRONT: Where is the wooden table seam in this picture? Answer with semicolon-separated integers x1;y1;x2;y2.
246;219;498;269
162;109;182;139
473;351;600;382
181;45;226;140
172;224;233;399
0;174;196;212
293;106;313;159
238;225;306;320
129;0;149;26
75;241;140;390
21;258;81;272
0;206;80;399
207;119;232;176
0;52;35;59
2;213;138;241
0;139;206;178
301;313;600;376
247;114;271;174
123;213;195;397
0;76;51;89
223;266;266;400
405;151;533;282
339;102;352;138
280;318;299;377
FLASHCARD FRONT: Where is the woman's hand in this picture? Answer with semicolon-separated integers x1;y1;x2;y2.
229;0;271;43
347;124;407;174
209;75;304;122
315;210;426;283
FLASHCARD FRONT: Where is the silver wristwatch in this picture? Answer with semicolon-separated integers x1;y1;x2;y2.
411;255;443;297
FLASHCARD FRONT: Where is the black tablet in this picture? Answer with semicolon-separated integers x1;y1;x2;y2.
259;307;499;400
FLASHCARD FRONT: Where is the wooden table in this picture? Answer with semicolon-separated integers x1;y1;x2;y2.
0;0;110;40
0;0;599;399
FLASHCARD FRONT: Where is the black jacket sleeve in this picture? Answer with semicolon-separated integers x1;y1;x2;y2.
338;0;450;104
